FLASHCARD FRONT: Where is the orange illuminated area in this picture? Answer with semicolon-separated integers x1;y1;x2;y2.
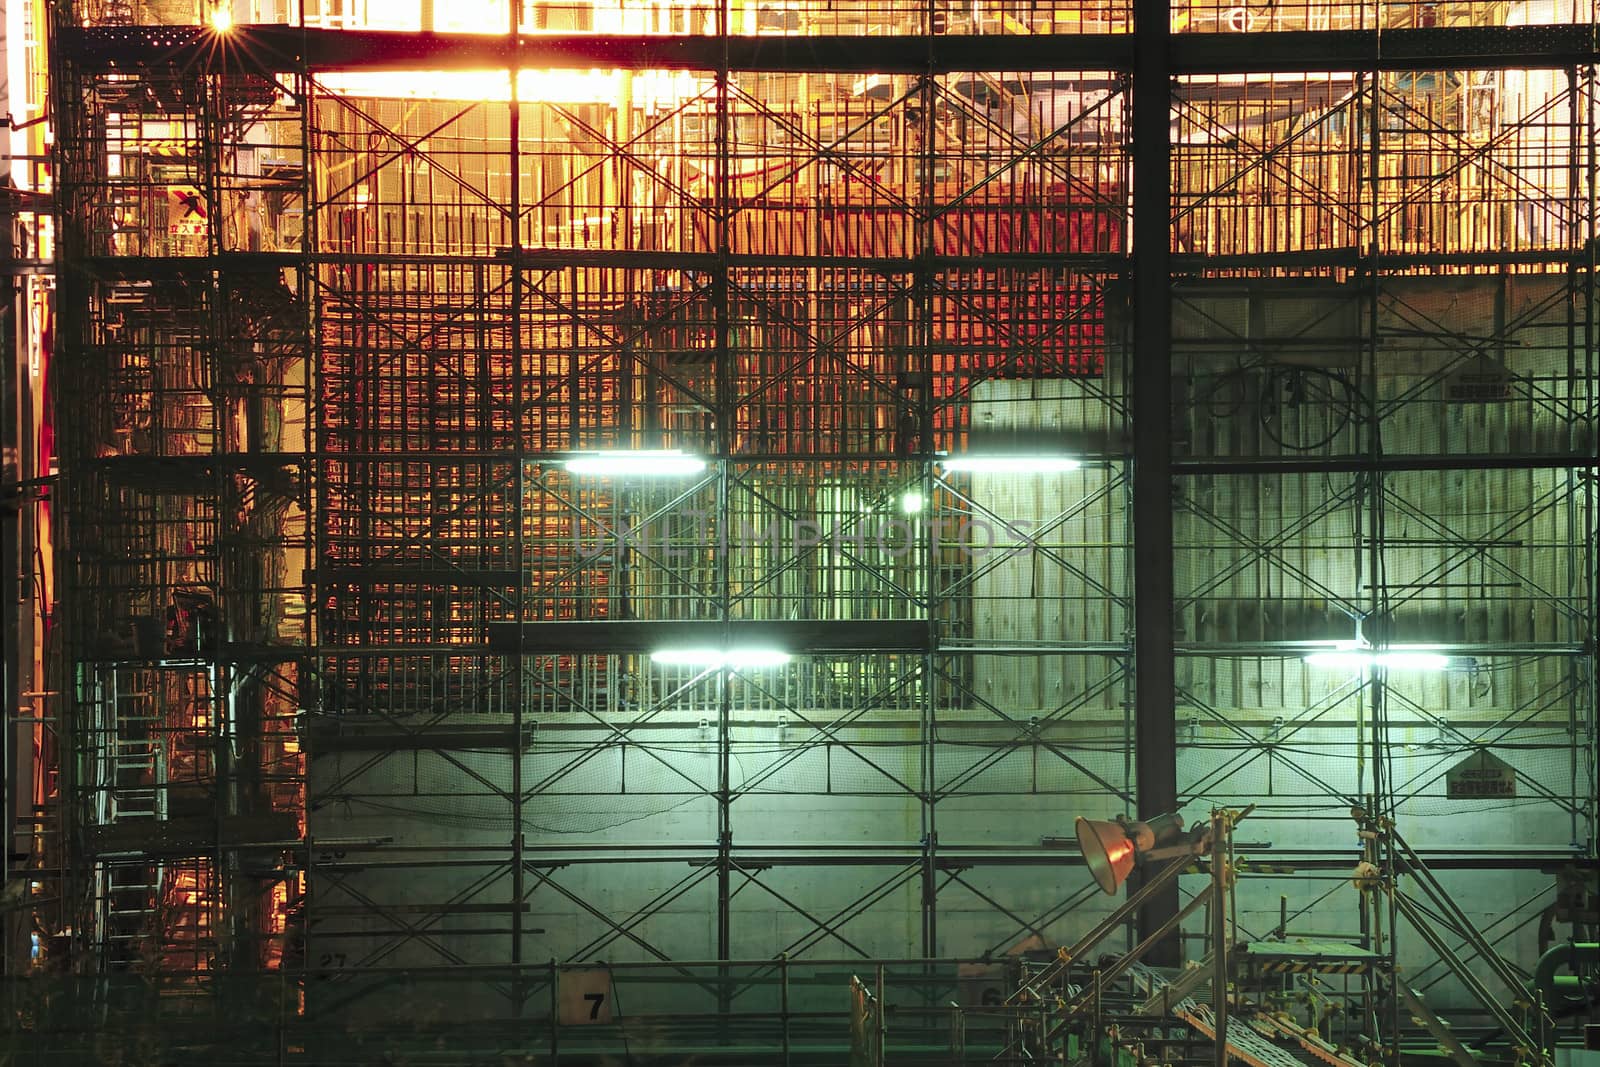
160;862;217;974
317;67;709;104
8;0;57;979
265;0;1594;36
287;0;860;35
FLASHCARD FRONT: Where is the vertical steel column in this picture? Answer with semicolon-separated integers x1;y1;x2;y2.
201;70;235;975
713;0;734;1001
1210;811;1231;1062
509;0;527;1015
715;456;732;981
1588;61;1600;863
0;134;18;975
916;13;938;958
1350;79;1375;1043
298;17;320;998
1130;0;1179;966
1362;57;1402;1066
1565;65;1585;853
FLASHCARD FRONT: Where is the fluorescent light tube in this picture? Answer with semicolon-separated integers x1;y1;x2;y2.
563;450;707;477
650;648;792;670
1304;649;1449;671
939;455;1081;474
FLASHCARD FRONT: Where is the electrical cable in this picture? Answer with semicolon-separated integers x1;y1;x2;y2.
1258;364;1361;453
1196;366;1254;421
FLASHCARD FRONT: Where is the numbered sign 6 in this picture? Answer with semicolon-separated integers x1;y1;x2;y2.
558;967;615;1025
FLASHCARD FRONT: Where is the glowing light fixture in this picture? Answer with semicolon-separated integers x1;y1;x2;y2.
900;490;925;514
939;454;1081;474
1075;812;1211;895
563;449;707;477
207;4;234;32
1304;644;1449;671
650;648;792;670
316;69;708;106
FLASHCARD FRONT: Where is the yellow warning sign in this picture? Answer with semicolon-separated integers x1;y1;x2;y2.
168;186;208;237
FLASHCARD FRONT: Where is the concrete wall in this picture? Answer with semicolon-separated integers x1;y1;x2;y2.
307;275;1593;1026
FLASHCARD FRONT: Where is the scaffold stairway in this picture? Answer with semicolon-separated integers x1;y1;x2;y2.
1128;964;1368;1067
108;737;163;821
102;865;160;969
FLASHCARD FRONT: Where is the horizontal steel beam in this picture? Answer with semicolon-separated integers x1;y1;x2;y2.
305;841;1600;870
311;902;531;914
1170;23;1599;72
1175;642;1586;657
59;24;1600;75
1235;851;1598;871
66;451;1595;474
321;566;519;587
78;249;1583;275
86;813;301;857
308;725;527;751
311;637;1589;658
78;252;303;278
1175;453;1598;475
1173;248;1588;272
488;618;932;653
62;25;1129;73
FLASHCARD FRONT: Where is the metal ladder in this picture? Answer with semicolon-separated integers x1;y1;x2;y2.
107;736;165;823
94;674;168;970
100;864;162;971
104;673;166;823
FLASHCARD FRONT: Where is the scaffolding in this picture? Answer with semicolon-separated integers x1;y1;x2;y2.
47;43;312;1002
11;0;1599;1061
